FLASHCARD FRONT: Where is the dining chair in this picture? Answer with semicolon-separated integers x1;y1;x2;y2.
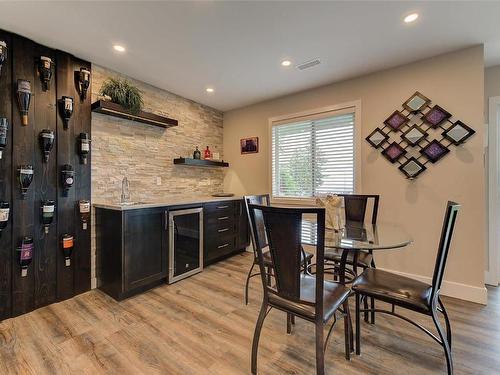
243;194;313;305
324;194;379;323
248;204;351;375
352;201;459;375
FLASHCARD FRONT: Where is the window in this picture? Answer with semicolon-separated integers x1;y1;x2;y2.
271;104;358;200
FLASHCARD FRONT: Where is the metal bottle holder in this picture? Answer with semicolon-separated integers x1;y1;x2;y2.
18;165;34;198
79;200;90;230
39;129;55;162
0;201;10;237
18;236;34;277
41;200;55;234
62;234;74;266
59;96;74;129
0;117;8;159
38;56;54;91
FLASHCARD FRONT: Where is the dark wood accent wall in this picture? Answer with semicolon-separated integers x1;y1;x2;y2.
0;29;91;319
0;30;13;320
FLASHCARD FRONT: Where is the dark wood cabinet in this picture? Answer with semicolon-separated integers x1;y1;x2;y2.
96;198;249;300
96;207;167;300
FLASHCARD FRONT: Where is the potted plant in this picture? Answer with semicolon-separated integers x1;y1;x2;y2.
99;77;144;115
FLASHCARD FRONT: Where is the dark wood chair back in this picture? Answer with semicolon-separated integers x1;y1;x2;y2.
248;204;326;310
431;201;460;299
244;195;270;253
338;194;379;224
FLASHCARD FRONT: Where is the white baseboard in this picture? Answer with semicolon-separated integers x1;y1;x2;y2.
378;268;488;305
485;270;499;287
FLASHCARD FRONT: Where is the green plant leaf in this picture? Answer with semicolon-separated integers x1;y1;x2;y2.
99;77;144;115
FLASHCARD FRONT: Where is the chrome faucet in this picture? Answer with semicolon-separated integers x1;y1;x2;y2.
121;177;130;203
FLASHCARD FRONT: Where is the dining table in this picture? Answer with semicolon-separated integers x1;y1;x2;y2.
301;218;413;284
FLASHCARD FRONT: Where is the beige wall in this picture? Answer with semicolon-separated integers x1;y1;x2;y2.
485;65;500;109
223;46;486;301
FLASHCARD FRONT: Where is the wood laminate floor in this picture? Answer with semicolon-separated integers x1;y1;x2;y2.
0;252;499;374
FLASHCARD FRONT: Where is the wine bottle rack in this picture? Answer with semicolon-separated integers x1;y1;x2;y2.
0;29;91;320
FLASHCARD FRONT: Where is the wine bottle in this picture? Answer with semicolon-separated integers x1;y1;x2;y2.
59;96;73;128
41;200;55;234
16;79;32;126
0;201;9;236
18;237;33;277
39;129;55;162
193;146;201;160
79;133;90;164
0;41;7;78
204;146;211;160
61;164;74;195
38;56;53;91
0;117;8;159
79;200;90;230
78;68;91;100
18;165;34;198
62;234;74;266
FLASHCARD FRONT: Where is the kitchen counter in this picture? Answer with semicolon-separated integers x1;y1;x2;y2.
93;195;243;211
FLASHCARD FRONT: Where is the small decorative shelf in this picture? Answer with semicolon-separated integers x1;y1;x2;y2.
173;157;229;168
91;100;178;128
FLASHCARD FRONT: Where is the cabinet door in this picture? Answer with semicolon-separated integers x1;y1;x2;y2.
123;208;167;291
236;200;250;250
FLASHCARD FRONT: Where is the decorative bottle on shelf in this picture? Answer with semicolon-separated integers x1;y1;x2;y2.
16;79;32;126
18;236;34;277
193;146;201;160
204;146;211;160
0;117;8;159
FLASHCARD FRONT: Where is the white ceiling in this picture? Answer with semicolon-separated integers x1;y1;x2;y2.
1;1;499;111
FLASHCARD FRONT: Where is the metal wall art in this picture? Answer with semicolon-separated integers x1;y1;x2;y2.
366;91;475;179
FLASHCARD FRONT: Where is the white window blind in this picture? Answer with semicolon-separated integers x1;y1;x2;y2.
272;111;355;199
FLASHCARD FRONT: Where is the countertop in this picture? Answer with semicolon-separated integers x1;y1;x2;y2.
93;195;243;211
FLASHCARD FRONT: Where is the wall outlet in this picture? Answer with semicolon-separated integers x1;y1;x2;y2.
156;176;162;185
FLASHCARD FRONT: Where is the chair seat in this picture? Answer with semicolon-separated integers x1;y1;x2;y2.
268;275;350;322
325;248;372;268
352;268;433;314
259;247;314;267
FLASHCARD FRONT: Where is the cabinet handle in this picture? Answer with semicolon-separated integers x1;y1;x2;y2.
217;205;229;209
218;216;229;220
218;228;229;233
218;243;230;249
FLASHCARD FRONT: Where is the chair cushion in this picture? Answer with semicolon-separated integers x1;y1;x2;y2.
325;248;372;268
268;275;350;323
352;268;433;314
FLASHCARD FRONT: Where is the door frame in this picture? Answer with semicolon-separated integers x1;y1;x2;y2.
487;96;500;286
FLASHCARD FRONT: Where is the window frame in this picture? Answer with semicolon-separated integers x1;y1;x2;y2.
268;100;362;206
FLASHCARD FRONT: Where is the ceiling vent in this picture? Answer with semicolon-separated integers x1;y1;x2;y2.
296;58;321;71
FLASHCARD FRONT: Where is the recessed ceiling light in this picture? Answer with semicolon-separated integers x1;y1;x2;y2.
404;13;419;23
113;45;126;52
281;60;292;67
206;87;214;93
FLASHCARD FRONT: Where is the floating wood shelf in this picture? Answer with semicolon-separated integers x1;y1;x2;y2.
91;100;178;128
173;158;229;168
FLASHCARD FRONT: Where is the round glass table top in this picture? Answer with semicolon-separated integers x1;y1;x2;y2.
302;219;413;251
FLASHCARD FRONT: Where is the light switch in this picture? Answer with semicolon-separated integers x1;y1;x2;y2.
156;176;162;185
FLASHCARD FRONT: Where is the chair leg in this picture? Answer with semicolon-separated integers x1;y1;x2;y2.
439;297;452;349
266;266;272;286
363;294;369;323
244;262;256;305
251;302;268;375
315;321;325;375
355;293;361;355
370;297;375;324
287;313;292;334
343;300;351;360
432;308;453;375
